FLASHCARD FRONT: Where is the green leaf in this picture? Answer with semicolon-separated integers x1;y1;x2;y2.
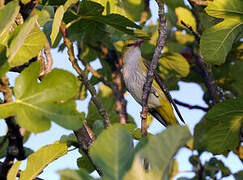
93;0;150;22
7;16;47;67
20;142;68;180
141;126;191;179
234;170;243;180
206;0;243;18
58;169;94;180
122;0;151;22
90;125;134;180
161;0;187;10
158;52;190;78
0;61;83;133
7;160;21;180
90;14;141;35
50;5;64;45
60;133;78;147
200;18;243;65
0;44;9;78
64;0;78;11
194;97;243;155
0;1;19;39
86;84;119;126
0;136;8;159
36;6;54;26
77;151;95;173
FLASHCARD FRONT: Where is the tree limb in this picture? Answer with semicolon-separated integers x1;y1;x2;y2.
0;76;25;180
174;99;209;112
60;22;111;128
141;0;167;136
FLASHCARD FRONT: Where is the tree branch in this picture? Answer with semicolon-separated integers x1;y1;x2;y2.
85;43;129;124
174;99;209;112
0;76;25;180
73;122;103;176
60;22;111;128
141;0;167;136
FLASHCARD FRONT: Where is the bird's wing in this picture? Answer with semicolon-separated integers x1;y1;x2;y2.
143;60;185;124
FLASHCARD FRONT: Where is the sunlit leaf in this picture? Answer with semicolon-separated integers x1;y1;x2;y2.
0;62;83;133
175;7;197;33
175;31;195;44
20;142;68;180
0;1;19;39
194;97;243;154
7;16;47;67
50;6;64;45
7;160;21;180
123;156;151;180
206;0;243;18
158;52;190;78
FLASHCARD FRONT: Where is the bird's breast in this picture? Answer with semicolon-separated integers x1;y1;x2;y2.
122;63;161;108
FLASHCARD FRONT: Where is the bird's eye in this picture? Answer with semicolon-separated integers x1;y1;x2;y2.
127;43;135;47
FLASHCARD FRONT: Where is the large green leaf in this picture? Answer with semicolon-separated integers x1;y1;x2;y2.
90;125;134;180
0;61;83;133
50;5;64;45
206;0;243;18
141;126;191;179
7;16;47;67
65;0;142;42
20;142;68;180
200;0;243;65
194;97;243;155
200;18;243;65
0;1;19;39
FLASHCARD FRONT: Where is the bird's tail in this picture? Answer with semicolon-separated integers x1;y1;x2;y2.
150;104;178;127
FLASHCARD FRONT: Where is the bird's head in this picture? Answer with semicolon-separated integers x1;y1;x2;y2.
122;40;144;65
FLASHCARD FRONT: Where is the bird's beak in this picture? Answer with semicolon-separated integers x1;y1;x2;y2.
126;40;144;47
134;40;144;47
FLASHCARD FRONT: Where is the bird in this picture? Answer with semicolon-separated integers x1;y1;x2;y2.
121;40;184;127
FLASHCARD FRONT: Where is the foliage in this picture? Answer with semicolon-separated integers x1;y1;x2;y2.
0;0;242;179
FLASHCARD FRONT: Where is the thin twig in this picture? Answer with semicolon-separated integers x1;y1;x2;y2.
43;42;53;74
181;20;200;43
60;22;111;128
174;99;209;112
141;0;167;137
